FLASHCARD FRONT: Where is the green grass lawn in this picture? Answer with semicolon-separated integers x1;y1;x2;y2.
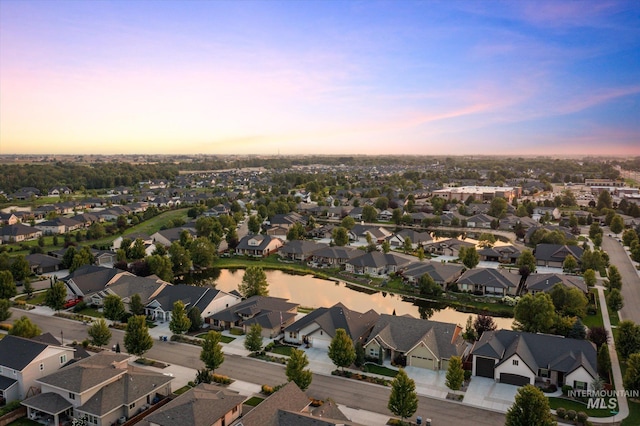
363;363;399;377
195;333;235;343
270;345;295;356
76;307;103;318
123;208;189;237
173;385;192;395
244;396;264;407
583;289;604;329
15;291;47;305
548;397;614;417
622;399;640;425
605;289;621;326
8;419;41;426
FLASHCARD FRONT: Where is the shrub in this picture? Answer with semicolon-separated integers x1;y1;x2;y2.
73;301;88;312
261;384;274;395
577;411;588;423
0;323;12;331
264;342;275;351
556;407;566;419
82;339;90;348
567;409;577;421
212;374;232;385
0;400;22;416
464;370;472;381
562;384;573;395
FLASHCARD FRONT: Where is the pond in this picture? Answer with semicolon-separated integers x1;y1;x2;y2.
184;269;514;329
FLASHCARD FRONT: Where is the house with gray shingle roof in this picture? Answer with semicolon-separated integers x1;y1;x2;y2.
62;265;122;300
89;272;170;309
22;352;173;426
145;284;241;323
141;383;245;426
534;244;583;268
311;246;365;267
525;273;587;295
283;303;379;350
0;223;42;243
424;238;475;257
401;261;464;288
278;240;328;262
235;234;283;257
363;314;468;371
0;335;75;404
471;329;597;388
386;229;433;249
478;245;522;263
456;268;520;296
230;382;310;426
344;251;411;277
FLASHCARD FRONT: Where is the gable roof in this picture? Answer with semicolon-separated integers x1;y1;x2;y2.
208;296;299;325
346;251;411;269
311;246;365;261
143;383;245;426
477;245;522;260
365;314;467;360
148;285;222;312
279;240;328;256
37;353;131;393
236;234;281;251
107;273;169;303
456;268;520;290
63;265;121;296
534;244;584;263
471;330;597;378
235;382;310;426
0;335;49;370
401;261;464;283
392;229;433;244
525;273;588;294
284;302;379;341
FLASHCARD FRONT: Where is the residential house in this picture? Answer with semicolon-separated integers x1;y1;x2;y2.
0;223;42;243
439;211;466;226
0;335;75;404
112;233;153;251
534;244;584;268
351;225;392;244
207;296;299;338
145;285;241;323
268;212;307;230
466;213;494;229
230;382;310;426
283;302;379;349
0;212;19;225
35;217;83;235
532;206;561;222
21;353;173;426
456;268;520;296
278;240;328;262
62;265;122;301
424;238;475;257
377;209;394;221
150;227;197;248
142;383;245;426
525;273;588;294
48;187;72;197
471;330;597;388
235;234;283;257
401;261;465;289
12;187;41;200
386;229;433;250
344;252;411;276
363;314;468;370
311;246;365;267
478;245;522;263
25;253;63;274
90;273;170;309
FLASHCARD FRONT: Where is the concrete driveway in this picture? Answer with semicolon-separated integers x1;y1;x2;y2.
463;377;518;412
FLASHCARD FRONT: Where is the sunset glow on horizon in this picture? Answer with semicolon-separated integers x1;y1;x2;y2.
1;0;639;156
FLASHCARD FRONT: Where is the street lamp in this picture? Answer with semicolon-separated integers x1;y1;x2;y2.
60;330;64;346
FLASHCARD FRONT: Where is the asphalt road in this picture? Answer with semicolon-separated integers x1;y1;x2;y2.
14;309;506;426
602;234;640;324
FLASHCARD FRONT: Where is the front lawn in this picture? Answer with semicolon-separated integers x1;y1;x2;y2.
548;397;614;417
195;333;235;343
244;396;264;407
75;307;103;318
582;288;604;329
363;363;399;378
15;292;47;305
622;399;640;425
270;344;295;356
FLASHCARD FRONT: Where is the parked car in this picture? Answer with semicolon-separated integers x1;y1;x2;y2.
63;298;82;309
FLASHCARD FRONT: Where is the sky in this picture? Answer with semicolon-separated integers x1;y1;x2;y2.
1;0;639;157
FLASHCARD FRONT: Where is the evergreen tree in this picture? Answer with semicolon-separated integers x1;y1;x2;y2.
462;315;477;341
388;368;418;424
598;344;611;381
355;342;365;367
9;316;41;338
617;321;640;360
169;300;191;335
505;385;556;426
568;318;586;340
88;318;112;348
188;307;203;332
328;328;356;371
286;348;313;391
623;353;640;394
0;298;12;322
607;265;622;290
244;323;263;352
200;331;224;373
445;356;465;391
124;315;153;357
607;288;624;311
238;266;269;298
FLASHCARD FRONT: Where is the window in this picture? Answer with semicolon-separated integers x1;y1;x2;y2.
129;403;135;409
69;392;75;400
574;381;587;391
60;355;67;364
232;406;238;414
39;363;44;371
512;359;519;366
539;368;550;378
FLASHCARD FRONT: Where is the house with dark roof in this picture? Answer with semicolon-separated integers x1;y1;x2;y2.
471;329;597;388
268;212;307;230
35;217;83;235
150;227;197;248
141;383;245;426
344;251;411;277
478;245;522;263
0;212;19;225
145;285;241;323
235;234;283;257
278;240;328;262
283;303;379;350
0;335;75;404
424;238;475;257
525;273;588;295
401;261;464;288
207;296;299;338
534;244;583;268
311;246;365;267
466;213;494;229
21;353;173;426
25;253;63;274
230;382;311;426
364;314;468;371
0;223;43;243
62;265;121;301
90;272;170;309
456;268;520;296
386;229;433;250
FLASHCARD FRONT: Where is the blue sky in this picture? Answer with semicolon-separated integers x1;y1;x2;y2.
0;0;638;156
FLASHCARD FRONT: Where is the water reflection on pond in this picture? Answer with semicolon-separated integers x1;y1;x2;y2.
186;269;513;329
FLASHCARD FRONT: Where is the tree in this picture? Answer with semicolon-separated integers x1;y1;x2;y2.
458;246;479;269
568;318;586;340
362;205;378;222
355;342;365;367
487;197;508;218
247;215;261;234
388;368;418;424
598;344;611;381
610;215;624;234
169;241;192;276
103;294;126;323
23;279;34;299
587;326;610;348
45;281;67;312
0;270;17;299
607;265;622;290
445;356;465;391
617;320;640;360
328;328;356;371
549;285;588;318
516;249;536;278
200;331;224;373
191;237;217;268
10;255;30;282
607;288;624;311
597;190;613;211
562;254;578;273
382;240;391;253
87;318;112;348
239;266;269;298
583;269;597;287
244;323;263;352
462;315;477;341
188;307;203;332
0;298;12;322
70;248;94;273
130;238;147;260
129;293;145;316
505;384;556;426
146;254;174;282
473;314;497;339
332;226;349;246
418;273;442;296
9;315;41;338
124;315;154;357
169;300;191;335
403;236;413;254
623;353;640;394
513;293;556;333
286;348;313;390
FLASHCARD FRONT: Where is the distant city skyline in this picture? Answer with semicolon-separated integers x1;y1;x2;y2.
1;0;639;156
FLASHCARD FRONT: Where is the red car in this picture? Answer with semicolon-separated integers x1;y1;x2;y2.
64;298;81;309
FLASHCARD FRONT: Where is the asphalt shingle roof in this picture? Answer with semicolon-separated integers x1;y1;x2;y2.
0;335;49;371
284;303;379;341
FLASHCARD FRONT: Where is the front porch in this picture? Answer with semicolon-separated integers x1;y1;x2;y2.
22;392;73;426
